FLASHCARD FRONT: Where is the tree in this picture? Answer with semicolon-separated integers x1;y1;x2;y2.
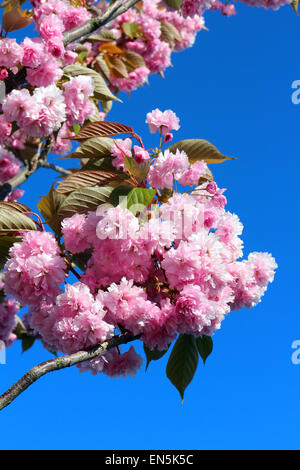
0;0;282;410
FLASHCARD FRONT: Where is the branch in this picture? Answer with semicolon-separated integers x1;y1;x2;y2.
0;331;140;411
63;0;140;46
0;138;57;201
0;140;43;201
39;161;72;177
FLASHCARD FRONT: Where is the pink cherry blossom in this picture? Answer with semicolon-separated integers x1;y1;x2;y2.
4;232;66;307
146;108;180;135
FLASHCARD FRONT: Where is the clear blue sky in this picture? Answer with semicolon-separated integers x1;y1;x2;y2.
0;4;299;450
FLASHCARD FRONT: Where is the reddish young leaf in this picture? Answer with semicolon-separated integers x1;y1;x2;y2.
0;201;31;213
70;121;134;142
56;170;124;194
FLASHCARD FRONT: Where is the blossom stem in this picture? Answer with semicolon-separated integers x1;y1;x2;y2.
0;331;141;411
63;256;82;281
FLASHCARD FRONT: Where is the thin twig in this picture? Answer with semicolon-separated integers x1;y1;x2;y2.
39;161;71;177
0;139;56;201
0;331;141;411
63;256;82;281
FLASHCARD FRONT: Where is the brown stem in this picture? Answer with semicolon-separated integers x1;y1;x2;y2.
39;161;71;177
0;331;140;411
63;256;82;280
0;138;72;200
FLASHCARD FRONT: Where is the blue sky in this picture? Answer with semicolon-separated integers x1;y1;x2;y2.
0;4;300;450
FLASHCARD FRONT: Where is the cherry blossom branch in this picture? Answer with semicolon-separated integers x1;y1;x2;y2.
0;331;141;411
0;140;44;200
62;0;140;46
0;138;72;200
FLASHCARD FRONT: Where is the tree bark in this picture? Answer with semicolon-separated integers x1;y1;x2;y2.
0;331;140;411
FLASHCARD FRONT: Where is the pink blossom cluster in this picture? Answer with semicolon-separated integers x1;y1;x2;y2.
0;0;94;147
101;0;204;92
56;110;277;365
168;0;289;16
77;345;143;378
3;86;66;138
0;146;24;202
4;232;66;306
110;138;150;169
0;0;90;84
2;74;95;138
59;199;276;355
1;110;277;380
58;188;277;356
146;109;180;136
239;0;290;9
0;278;19;347
0;147;22;183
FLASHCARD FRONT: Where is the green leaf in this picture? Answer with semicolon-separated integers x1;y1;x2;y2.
144;344;169;371
164;0;183;10
108;55;129;79
196;335;213;365
77;50;88;62
0;208;37;233
80;156;118;173
87;102;103;123
38;185;113;234
160;21;181;47
120;187;155;215
166;334;199;401
37;184;67;234
0;236;22;269
56;170;124;194
70;121;133;142
167;139;235;164
72;124;80;134
124;156;150;180
2;1;33;33
122;22;142;39
85;29;116;42
290;0;298;14
57;185;114;219
123;50;146;70
109;185;133;207
101;100;113;115
13;315;27;339
95;56;111;82
22;336;35;353
63;64;121;102
66;137;114;160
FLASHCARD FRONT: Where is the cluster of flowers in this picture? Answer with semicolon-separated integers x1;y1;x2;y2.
1;75;95;139
2;109;277;378
0;0;90;84
0;276;19;347
0;146;24;201
0;0;94;146
104;0;204;92
0;0;291;148
177;0;290;17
